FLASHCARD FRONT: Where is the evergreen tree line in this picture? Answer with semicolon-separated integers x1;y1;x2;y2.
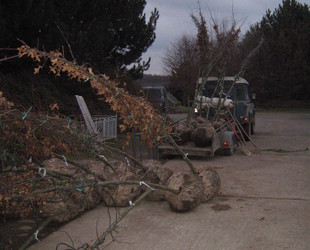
0;0;158;78
0;0;158;114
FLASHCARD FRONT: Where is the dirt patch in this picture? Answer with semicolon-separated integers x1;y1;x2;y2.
211;204;232;211
217;197;229;202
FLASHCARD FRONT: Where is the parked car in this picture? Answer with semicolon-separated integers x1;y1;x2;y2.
142;86;168;113
200;76;256;140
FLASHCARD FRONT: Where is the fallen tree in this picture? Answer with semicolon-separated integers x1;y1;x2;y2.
0;44;222;249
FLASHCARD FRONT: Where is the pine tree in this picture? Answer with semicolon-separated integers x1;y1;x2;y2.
242;0;310;103
0;0;159;78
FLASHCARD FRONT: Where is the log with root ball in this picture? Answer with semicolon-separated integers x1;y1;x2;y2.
165;168;221;212
198;167;221;203
165;172;204;212
171;123;191;145
191;125;214;147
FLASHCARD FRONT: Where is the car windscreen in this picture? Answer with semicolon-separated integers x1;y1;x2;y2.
203;81;234;98
145;89;162;102
236;85;250;101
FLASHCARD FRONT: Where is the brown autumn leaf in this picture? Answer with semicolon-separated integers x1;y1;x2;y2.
49;103;60;112
119;124;127;132
88;67;94;75
34;66;41;74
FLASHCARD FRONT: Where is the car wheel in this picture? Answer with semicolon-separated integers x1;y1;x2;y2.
223;142;234;156
243;123;251;141
251;122;255;135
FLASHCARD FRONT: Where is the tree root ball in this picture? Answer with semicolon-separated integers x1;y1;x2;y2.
189;118;199;130
40;186;103;222
192;126;213;147
142;160;174;202
212;121;222;130
172;124;191;145
196;116;207;124
212;118;226;130
101;162;142;207
165;172;204;212
198;168;221;203
102;185;142;207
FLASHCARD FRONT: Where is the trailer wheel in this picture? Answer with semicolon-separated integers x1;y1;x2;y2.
223;142;234;156
251;122;255;135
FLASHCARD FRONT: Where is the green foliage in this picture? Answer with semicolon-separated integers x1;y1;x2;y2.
0;0;159;78
242;0;310;103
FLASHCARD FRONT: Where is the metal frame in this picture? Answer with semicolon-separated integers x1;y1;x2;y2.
81;115;117;141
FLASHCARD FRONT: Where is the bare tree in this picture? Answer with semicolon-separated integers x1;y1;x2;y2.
163;5;243;105
162;35;200;104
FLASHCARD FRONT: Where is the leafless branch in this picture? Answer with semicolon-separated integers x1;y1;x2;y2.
57;25;76;62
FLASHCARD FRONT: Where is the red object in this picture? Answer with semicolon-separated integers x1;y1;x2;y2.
227;117;240;141
197;167;204;174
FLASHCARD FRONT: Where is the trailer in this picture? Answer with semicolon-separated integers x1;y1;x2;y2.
158;122;236;157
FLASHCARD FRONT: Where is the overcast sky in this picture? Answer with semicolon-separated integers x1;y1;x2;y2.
142;0;310;75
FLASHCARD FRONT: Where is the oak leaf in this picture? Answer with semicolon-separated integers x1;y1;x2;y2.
34;66;41;74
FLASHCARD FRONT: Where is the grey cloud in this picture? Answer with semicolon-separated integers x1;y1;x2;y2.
143;0;310;75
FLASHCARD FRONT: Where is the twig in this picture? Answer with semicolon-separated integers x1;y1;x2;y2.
53;154;94;176
99;180;181;195
227;108;258;148
235;37;264;79
19;216;54;250
56;25;76;62
97;154;116;172
166;134;197;174
0;53;27;62
7;179;180;200
91;188;153;248
101;144;148;172
55;231;76;250
190;36;227;118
